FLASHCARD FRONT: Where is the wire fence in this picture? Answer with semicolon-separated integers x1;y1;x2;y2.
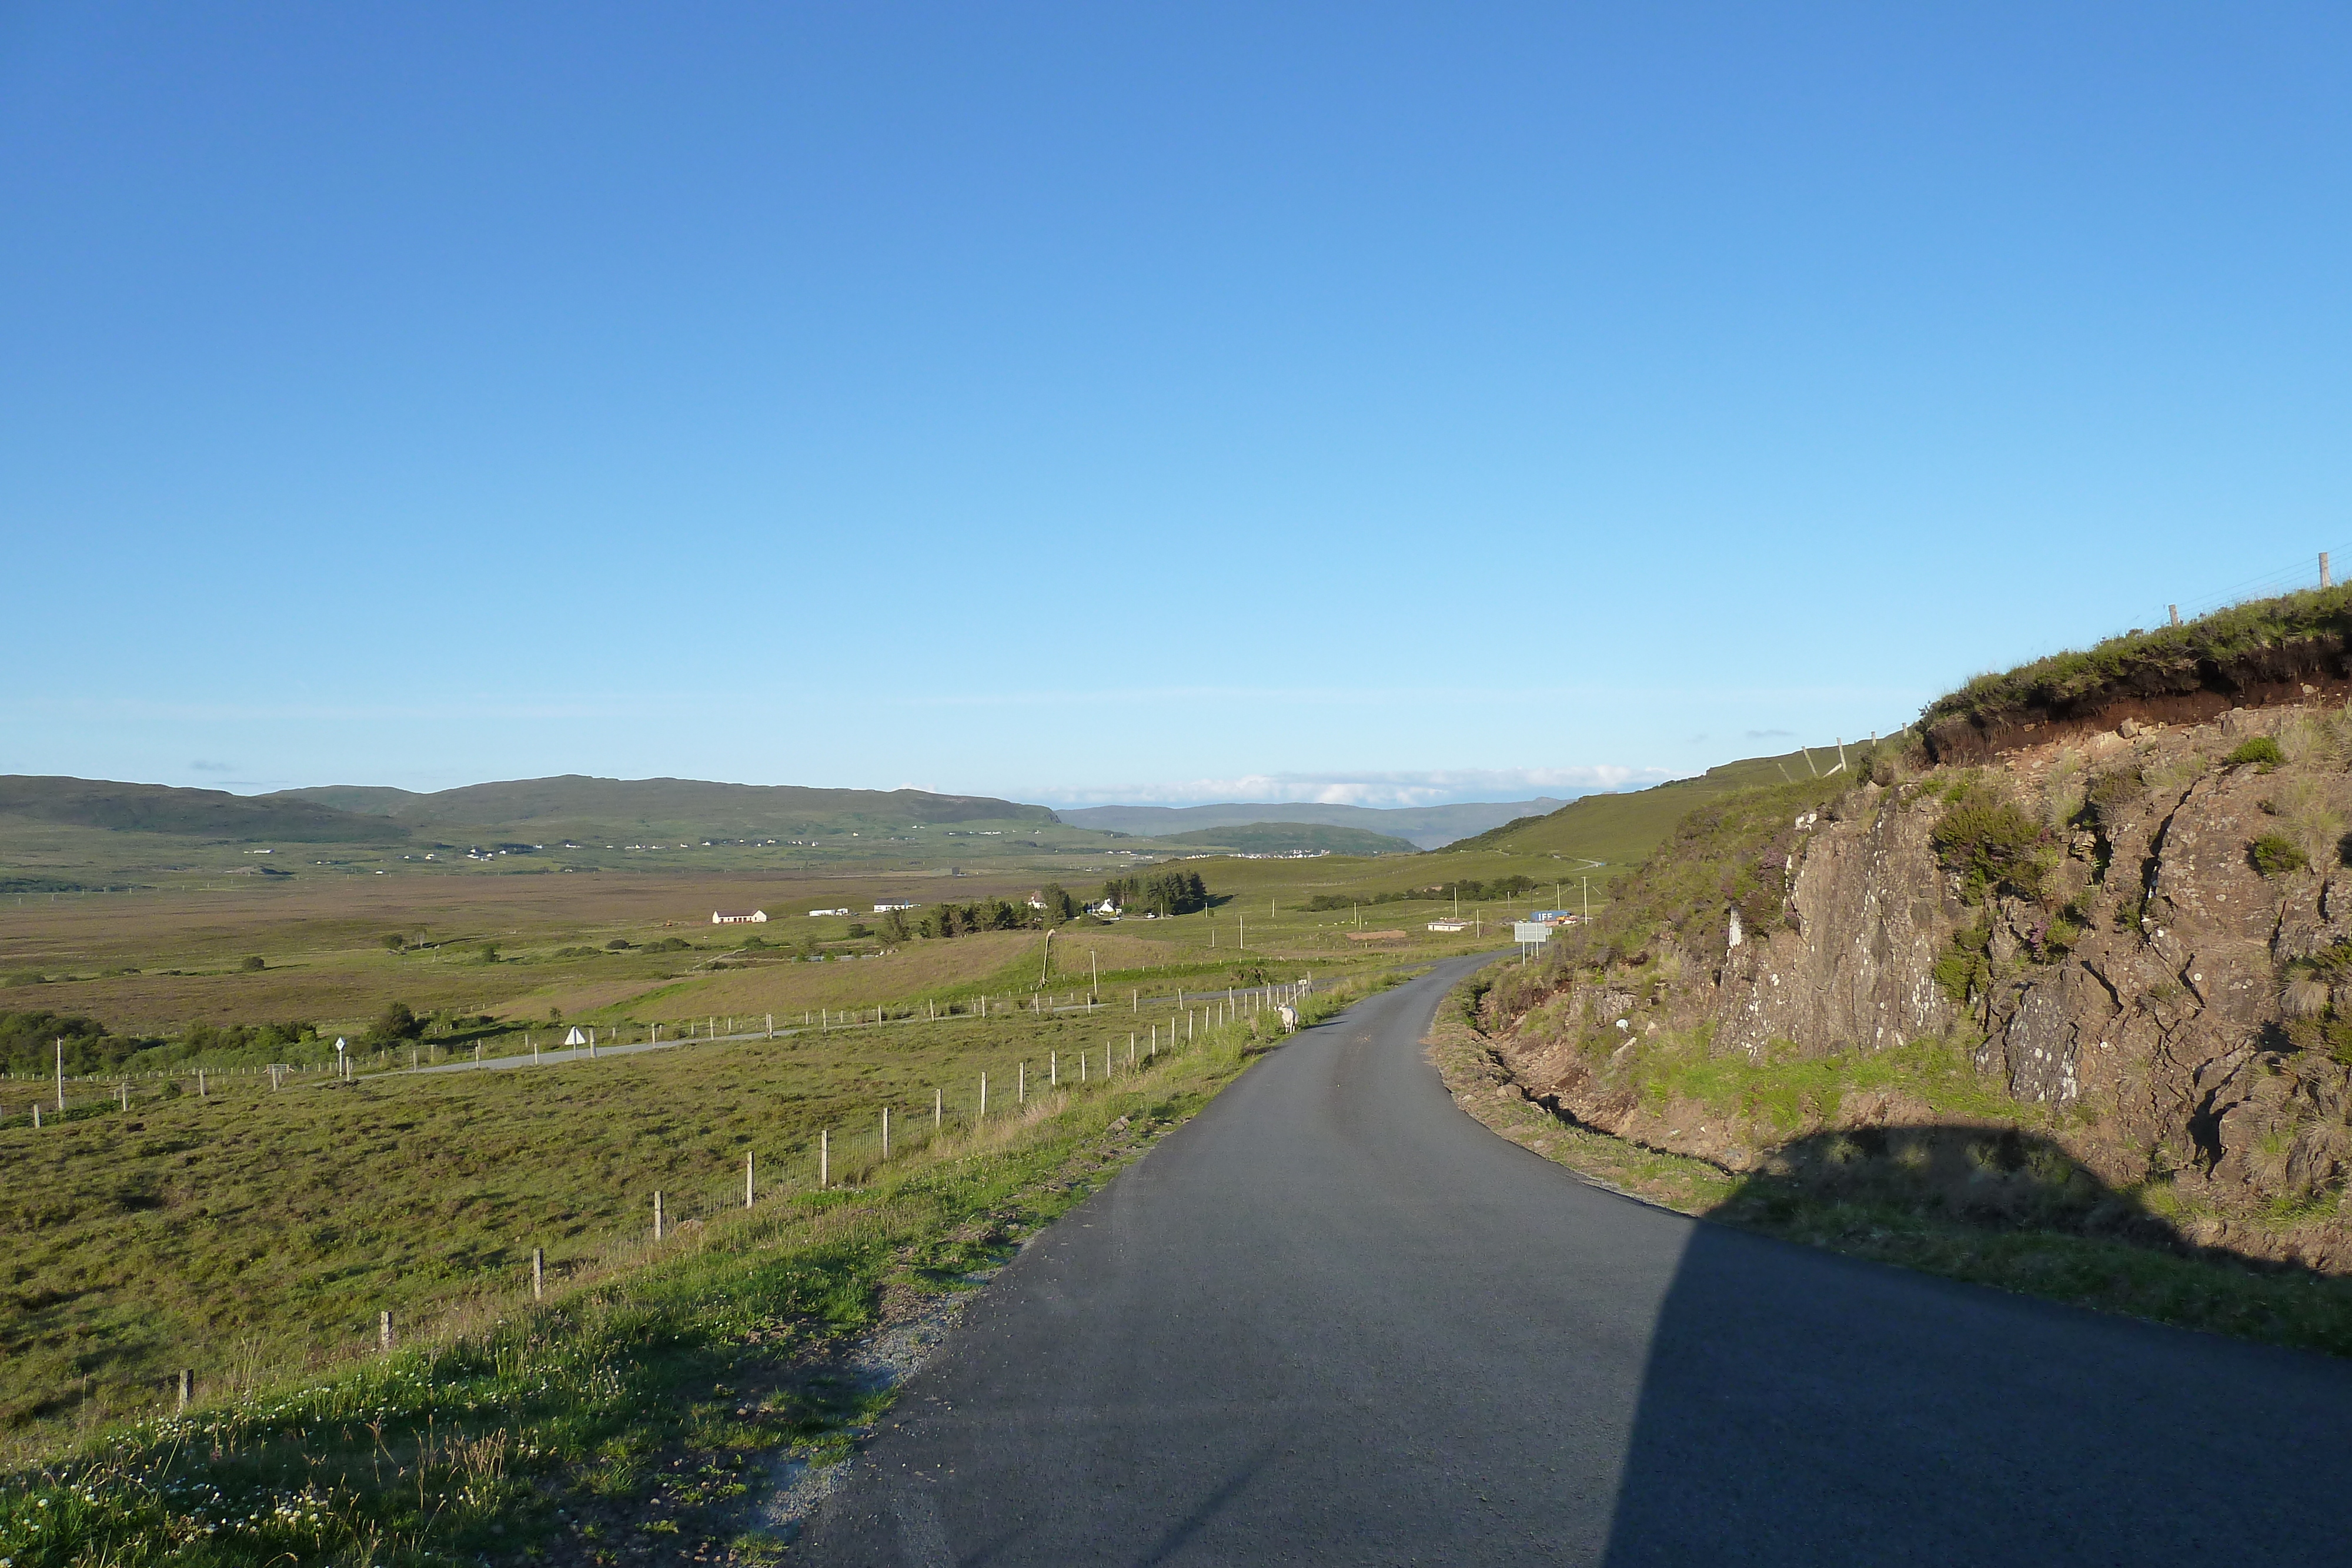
0;977;1323;1445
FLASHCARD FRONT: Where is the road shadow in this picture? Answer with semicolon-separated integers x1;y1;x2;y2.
1599;1124;2352;1565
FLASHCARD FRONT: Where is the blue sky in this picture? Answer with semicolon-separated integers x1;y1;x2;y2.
5;4;2348;808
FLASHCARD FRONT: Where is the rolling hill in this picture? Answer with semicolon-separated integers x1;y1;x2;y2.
0;777;403;844
266;776;1058;838
1439;745;1865;867
1056;798;1576;850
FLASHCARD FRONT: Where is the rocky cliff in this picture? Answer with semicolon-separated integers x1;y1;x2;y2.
1484;703;2352;1273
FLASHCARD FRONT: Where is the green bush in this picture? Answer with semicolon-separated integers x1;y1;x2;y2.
2227;736;2286;770
1931;924;1993;1004
2251;833;2310;877
239;955;265;972
1932;788;2048;901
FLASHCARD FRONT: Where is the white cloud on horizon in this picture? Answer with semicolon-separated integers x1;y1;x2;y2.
1021;765;1678;811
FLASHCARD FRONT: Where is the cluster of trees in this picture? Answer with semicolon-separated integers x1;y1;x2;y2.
1299;874;1544;913
1;1009;135;1076
0;1009;336;1076
1100;871;1210;916
917;890;1060;940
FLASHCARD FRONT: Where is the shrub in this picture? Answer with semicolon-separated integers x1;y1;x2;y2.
366;1000;421;1045
1931;924;1993;1005
1932;787;2048;901
379;932;406;951
2251;833;2310;877
2227;736;2286;770
2082;766;2144;825
240;955;265;971
477;942;501;964
604;938;633;950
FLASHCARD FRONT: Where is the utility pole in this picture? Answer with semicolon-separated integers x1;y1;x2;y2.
56;1039;64;1111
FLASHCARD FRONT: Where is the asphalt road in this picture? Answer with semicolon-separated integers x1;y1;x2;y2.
800;954;2352;1565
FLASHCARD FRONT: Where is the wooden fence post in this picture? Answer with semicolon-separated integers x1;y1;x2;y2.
532;1246;546;1300
653;1191;665;1241
379;1310;393;1352
177;1369;193;1412
819;1130;828;1189
745;1151;755;1208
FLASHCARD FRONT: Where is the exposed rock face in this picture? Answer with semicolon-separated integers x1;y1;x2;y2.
1488;704;2352;1271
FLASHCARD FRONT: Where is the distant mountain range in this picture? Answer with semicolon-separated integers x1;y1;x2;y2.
266;776;1055;836
1055;798;1578;851
0;774;1054;846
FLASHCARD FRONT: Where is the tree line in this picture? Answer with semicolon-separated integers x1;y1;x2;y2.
1298;874;1542;912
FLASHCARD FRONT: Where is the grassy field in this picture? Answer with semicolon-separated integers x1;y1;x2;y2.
0;851;1562;1052
2;988;1328;1446
0;971;1391;1567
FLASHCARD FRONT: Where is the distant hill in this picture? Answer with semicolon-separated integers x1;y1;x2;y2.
1057;798;1576;851
1439;747;1843;866
1154;823;1419;856
0;777;403;843
265;775;1057;838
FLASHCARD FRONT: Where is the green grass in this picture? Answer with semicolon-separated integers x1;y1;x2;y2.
1439;743;1879;871
0;973;1390;1564
1922;583;2352;732
0;1005;1277;1446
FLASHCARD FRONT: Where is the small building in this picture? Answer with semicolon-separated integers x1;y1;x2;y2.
1531;910;1578;925
807;907;851;918
873;900;917;913
1426;919;1470;933
712;910;769;924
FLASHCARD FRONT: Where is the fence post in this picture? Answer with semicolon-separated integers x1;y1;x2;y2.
745;1152;755;1208
934;1086;942;1130
1051;1051;1057;1086
379;1311;393;1353
980;1072;987;1121
819;1130;828;1189
1018;1061;1025;1102
177;1368;193;1412
654;1191;665;1241
532;1246;546;1301
882;1105;890;1159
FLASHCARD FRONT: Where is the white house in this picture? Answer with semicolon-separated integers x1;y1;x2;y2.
873;900;917;913
712;910;769;924
1426;919;1470;933
807;907;851;918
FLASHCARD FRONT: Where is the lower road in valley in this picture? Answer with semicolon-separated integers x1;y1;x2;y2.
800;955;2352;1565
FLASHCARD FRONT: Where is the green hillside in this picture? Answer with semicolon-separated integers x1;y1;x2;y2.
1441;745;1871;867
1058;798;1572;850
0;777;403;844
267;775;1057;838
1154;823;1420;855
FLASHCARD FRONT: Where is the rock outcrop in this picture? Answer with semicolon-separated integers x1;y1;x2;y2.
1485;704;2352;1272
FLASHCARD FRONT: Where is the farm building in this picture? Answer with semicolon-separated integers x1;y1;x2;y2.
711;910;769;924
873;900;917;912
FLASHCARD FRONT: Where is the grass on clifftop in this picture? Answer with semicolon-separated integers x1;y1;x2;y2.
1923;584;2352;730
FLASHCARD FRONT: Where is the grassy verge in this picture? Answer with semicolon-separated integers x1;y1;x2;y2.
0;972;1389;1567
1426;970;2352;1358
